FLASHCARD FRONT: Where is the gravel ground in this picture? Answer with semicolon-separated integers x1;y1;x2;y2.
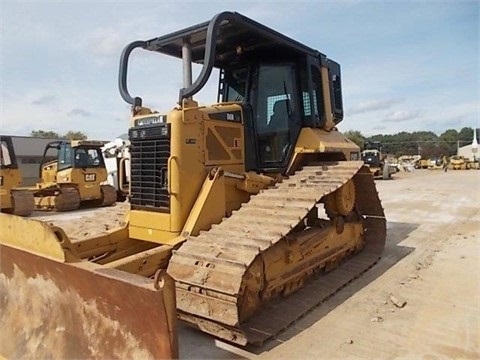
24;168;480;359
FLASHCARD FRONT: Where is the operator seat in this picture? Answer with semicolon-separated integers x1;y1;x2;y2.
76;151;90;168
269;99;289;131
267;99;290;161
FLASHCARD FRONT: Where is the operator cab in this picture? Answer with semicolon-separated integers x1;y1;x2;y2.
119;11;344;174
40;141;105;175
220;63;302;170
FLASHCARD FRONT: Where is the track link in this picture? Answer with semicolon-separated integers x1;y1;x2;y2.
100;184;117;206
168;161;386;345
55;187;81;211
10;190;35;216
34;187;81;212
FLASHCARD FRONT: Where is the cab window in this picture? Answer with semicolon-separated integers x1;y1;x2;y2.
74;148;103;168
58;143;73;171
253;64;296;165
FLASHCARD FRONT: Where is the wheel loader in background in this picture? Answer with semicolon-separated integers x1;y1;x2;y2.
0;136;35;216
32;139;117;210
0;12;386;359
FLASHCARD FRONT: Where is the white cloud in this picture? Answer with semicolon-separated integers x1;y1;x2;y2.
86;28;125;58
349;98;404;115
0;86;128;140
1;1;478;141
32;95;56;105
67;108;91;117
384;110;421;122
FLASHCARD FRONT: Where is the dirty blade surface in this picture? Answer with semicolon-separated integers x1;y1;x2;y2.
0;244;178;359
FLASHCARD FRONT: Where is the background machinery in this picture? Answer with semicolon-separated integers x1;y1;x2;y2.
361;140;394;179
33;140;117;211
415;158;430;169
448;155;467;170
1;12;386;358
428;157;445;170
102;138;131;200
0;136;35;216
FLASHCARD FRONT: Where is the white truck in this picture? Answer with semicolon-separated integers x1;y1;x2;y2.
101;138;130;200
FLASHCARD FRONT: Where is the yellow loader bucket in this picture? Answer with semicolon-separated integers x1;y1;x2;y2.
0;214;178;359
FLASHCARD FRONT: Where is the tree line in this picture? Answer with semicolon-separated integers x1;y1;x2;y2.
31;126;477;159
30;130;88;140
344;127;477;159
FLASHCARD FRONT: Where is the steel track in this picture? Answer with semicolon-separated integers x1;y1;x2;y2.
168;161;386;345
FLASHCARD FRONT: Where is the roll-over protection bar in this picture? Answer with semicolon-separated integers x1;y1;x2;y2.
118;40;148;107
118;12;237;106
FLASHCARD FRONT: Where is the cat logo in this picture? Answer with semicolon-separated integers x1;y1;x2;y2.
85;173;96;182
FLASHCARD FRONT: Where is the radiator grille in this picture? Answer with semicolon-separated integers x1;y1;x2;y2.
129;124;170;211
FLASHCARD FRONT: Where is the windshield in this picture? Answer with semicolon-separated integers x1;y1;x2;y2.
254;64;296;165
74;147;104;168
57;144;104;170
223;67;248;102
57;143;73;170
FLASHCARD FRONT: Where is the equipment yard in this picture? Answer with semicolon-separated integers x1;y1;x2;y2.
28;169;479;359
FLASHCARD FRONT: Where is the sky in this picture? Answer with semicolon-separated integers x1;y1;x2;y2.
1;0;479;140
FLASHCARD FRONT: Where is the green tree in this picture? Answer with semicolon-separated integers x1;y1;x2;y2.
368;131;439;157
340;128;476;158
439;129;459;156
344;130;366;149
64;131;88;140
30;130;88;140
30;130;60;139
458;127;474;147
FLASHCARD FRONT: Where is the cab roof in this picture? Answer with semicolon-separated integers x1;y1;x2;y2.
144;11;323;67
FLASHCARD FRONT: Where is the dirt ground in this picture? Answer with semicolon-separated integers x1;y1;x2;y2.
30;201;130;240
29;168;480;359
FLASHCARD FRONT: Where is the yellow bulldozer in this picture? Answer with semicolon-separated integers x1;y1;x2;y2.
0;136;35;216
32;139;117;211
0;12;386;358
448;155;467;170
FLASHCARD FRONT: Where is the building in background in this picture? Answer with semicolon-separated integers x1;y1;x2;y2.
458;144;476;160
457;128;479;161
4;136;61;186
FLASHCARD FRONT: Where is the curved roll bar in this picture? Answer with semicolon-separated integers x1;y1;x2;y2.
118;40;148;107
118;12;236;107
178;12;235;103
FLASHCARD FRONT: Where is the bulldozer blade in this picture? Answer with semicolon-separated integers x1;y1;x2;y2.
0;215;178;359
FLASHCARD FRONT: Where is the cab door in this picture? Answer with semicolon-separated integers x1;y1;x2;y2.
251;63;301;170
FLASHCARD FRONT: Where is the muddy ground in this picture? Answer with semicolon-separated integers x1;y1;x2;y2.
29;168;480;359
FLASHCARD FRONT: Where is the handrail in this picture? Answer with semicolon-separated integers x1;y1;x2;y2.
117;12;239;107
177;11;235;103
118;40;147;107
